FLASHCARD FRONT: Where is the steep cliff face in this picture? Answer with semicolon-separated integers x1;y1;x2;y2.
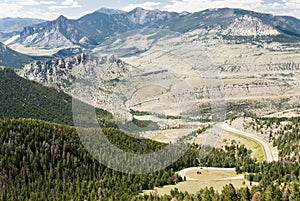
221;15;280;36
22;54;126;82
18;15;80;48
20;54;130;109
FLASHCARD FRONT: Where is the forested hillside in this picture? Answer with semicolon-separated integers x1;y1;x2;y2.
0;68;74;124
0;43;33;69
1;118;299;200
0;68;112;126
0;58;299;200
0;119;186;200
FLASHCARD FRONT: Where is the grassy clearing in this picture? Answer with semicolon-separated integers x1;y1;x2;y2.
150;129;195;143
9;44;72;56
185;169;237;181
219;130;265;162
144;169;257;195
151;134;173;143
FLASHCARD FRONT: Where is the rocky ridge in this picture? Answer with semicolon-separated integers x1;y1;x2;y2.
21;54;130;108
5;8;300;49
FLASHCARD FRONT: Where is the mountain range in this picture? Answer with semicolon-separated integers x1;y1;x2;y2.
97;7;125;15
0;17;45;45
4;7;299;49
0;7;299;115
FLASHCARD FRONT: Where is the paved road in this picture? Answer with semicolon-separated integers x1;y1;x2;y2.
178;123;274;181
217;123;274;162
179;167;236;181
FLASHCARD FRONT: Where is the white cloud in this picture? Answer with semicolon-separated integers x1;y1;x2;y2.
40;1;56;5
17;0;56;6
0;2;60;20
0;3;23;16
49;0;81;11
49;5;68;10
122;2;162;11
31;10;60;19
61;0;81;8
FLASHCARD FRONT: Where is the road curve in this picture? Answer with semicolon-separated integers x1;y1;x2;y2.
217;123;274;162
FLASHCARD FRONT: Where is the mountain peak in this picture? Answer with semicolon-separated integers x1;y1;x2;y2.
135;7;147;11
97;8;125;15
179;11;191;16
56;15;68;21
130;7;149;13
7;7;300;50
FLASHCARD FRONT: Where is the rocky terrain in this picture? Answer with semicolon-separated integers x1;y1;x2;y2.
3;7;300;53
221;15;280;36
0;17;45;43
1;7;300;201
21;54;131;110
10;7;300;122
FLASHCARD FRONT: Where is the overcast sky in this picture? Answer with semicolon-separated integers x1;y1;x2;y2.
0;0;299;20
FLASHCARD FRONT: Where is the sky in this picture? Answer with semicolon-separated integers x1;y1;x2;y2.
0;0;299;20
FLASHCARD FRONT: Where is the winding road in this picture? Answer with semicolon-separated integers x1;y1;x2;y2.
217;123;274;162
179;122;274;181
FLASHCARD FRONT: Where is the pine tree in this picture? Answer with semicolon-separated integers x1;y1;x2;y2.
221;184;238;201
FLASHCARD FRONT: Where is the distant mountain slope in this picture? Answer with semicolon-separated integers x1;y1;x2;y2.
0;17;45;33
13;8;179;48
0;42;33;69
276;16;300;38
162;8;300;42
8;7;300;49
125;7;179;26
18;15;79;48
16;12;139;48
0;68;76;125
97;7;125;15
76;12;138;44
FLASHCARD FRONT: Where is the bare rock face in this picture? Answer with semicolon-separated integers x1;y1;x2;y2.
222;15;280;36
21;54;127;84
20;54;130;109
18;15;76;48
